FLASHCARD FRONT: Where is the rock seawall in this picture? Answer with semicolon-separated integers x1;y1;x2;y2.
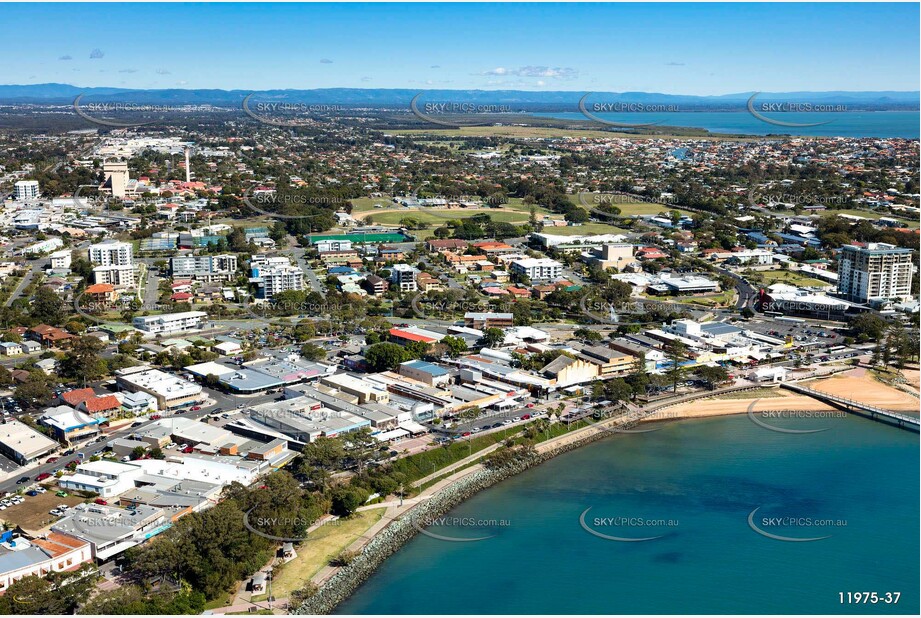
294;425;619;615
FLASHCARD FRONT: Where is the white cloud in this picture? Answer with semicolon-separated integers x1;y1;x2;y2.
478;65;577;80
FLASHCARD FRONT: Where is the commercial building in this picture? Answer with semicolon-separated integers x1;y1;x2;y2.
586;244;636;271
58;460;145;498
399;359;452;387
0;419;58;465
39;405;103;442
88;240;133;266
52;504;168;561
0;532;92;593
93;264;136;287
171;254;238;282
23;237;64;255
463;312;514;329
115;367;204;411
250;257;305;299
389;264;419;292
647;273;719;295
49;249;72;271
133;311;207;335
578;345;636;375
837;242;914;303
320;373;390;404
101;161;129;199
510;258;563;282
13;180;40;200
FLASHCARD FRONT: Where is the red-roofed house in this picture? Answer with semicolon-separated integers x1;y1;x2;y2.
27;325;77;348
636;247;668;260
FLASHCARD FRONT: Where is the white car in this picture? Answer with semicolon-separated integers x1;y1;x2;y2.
49;509;62;516
35;487;47;494
0;505;7;511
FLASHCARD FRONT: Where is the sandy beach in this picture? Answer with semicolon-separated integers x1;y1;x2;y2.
645;368;921;422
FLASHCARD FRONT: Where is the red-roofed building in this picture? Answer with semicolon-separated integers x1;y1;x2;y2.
388;328;438;345
0;532;92;591
27;325;77;348
85;283;116;304
61;388;96;407
79;395;121;416
506;286;531;298
170;292;193;302
636;247;668;260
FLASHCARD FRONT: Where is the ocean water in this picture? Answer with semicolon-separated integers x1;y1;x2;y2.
336;414;919;614
532;111;920;139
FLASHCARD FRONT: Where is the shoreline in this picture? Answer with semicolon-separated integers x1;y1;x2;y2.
291;400;816;614
292;371;919;614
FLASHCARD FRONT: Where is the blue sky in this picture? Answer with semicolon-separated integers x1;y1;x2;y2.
1;2;918;93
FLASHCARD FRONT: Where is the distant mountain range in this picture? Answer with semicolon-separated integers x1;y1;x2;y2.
0;83;917;108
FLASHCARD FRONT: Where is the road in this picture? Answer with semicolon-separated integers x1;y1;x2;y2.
4;260;43;307
0;381;283;495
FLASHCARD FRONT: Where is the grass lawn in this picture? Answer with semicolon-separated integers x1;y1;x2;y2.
832;209;919;229
365;208;531;226
652;290;734;308
537;222;629;235
712;388;785;400
350;196;396;212
252;509;385;601
750;270;828;288
568;194;695;217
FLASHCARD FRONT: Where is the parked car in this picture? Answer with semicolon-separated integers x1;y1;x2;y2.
26;490;39;497
35;472;52;481
46;457;58;464
190;406;201;412
55;491;69;497
181;446;194;454
94;498;108;506
521;414;531;420
150;414;162;420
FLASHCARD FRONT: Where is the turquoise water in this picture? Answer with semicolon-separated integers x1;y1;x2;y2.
533;111;920;139
337;414;919;614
